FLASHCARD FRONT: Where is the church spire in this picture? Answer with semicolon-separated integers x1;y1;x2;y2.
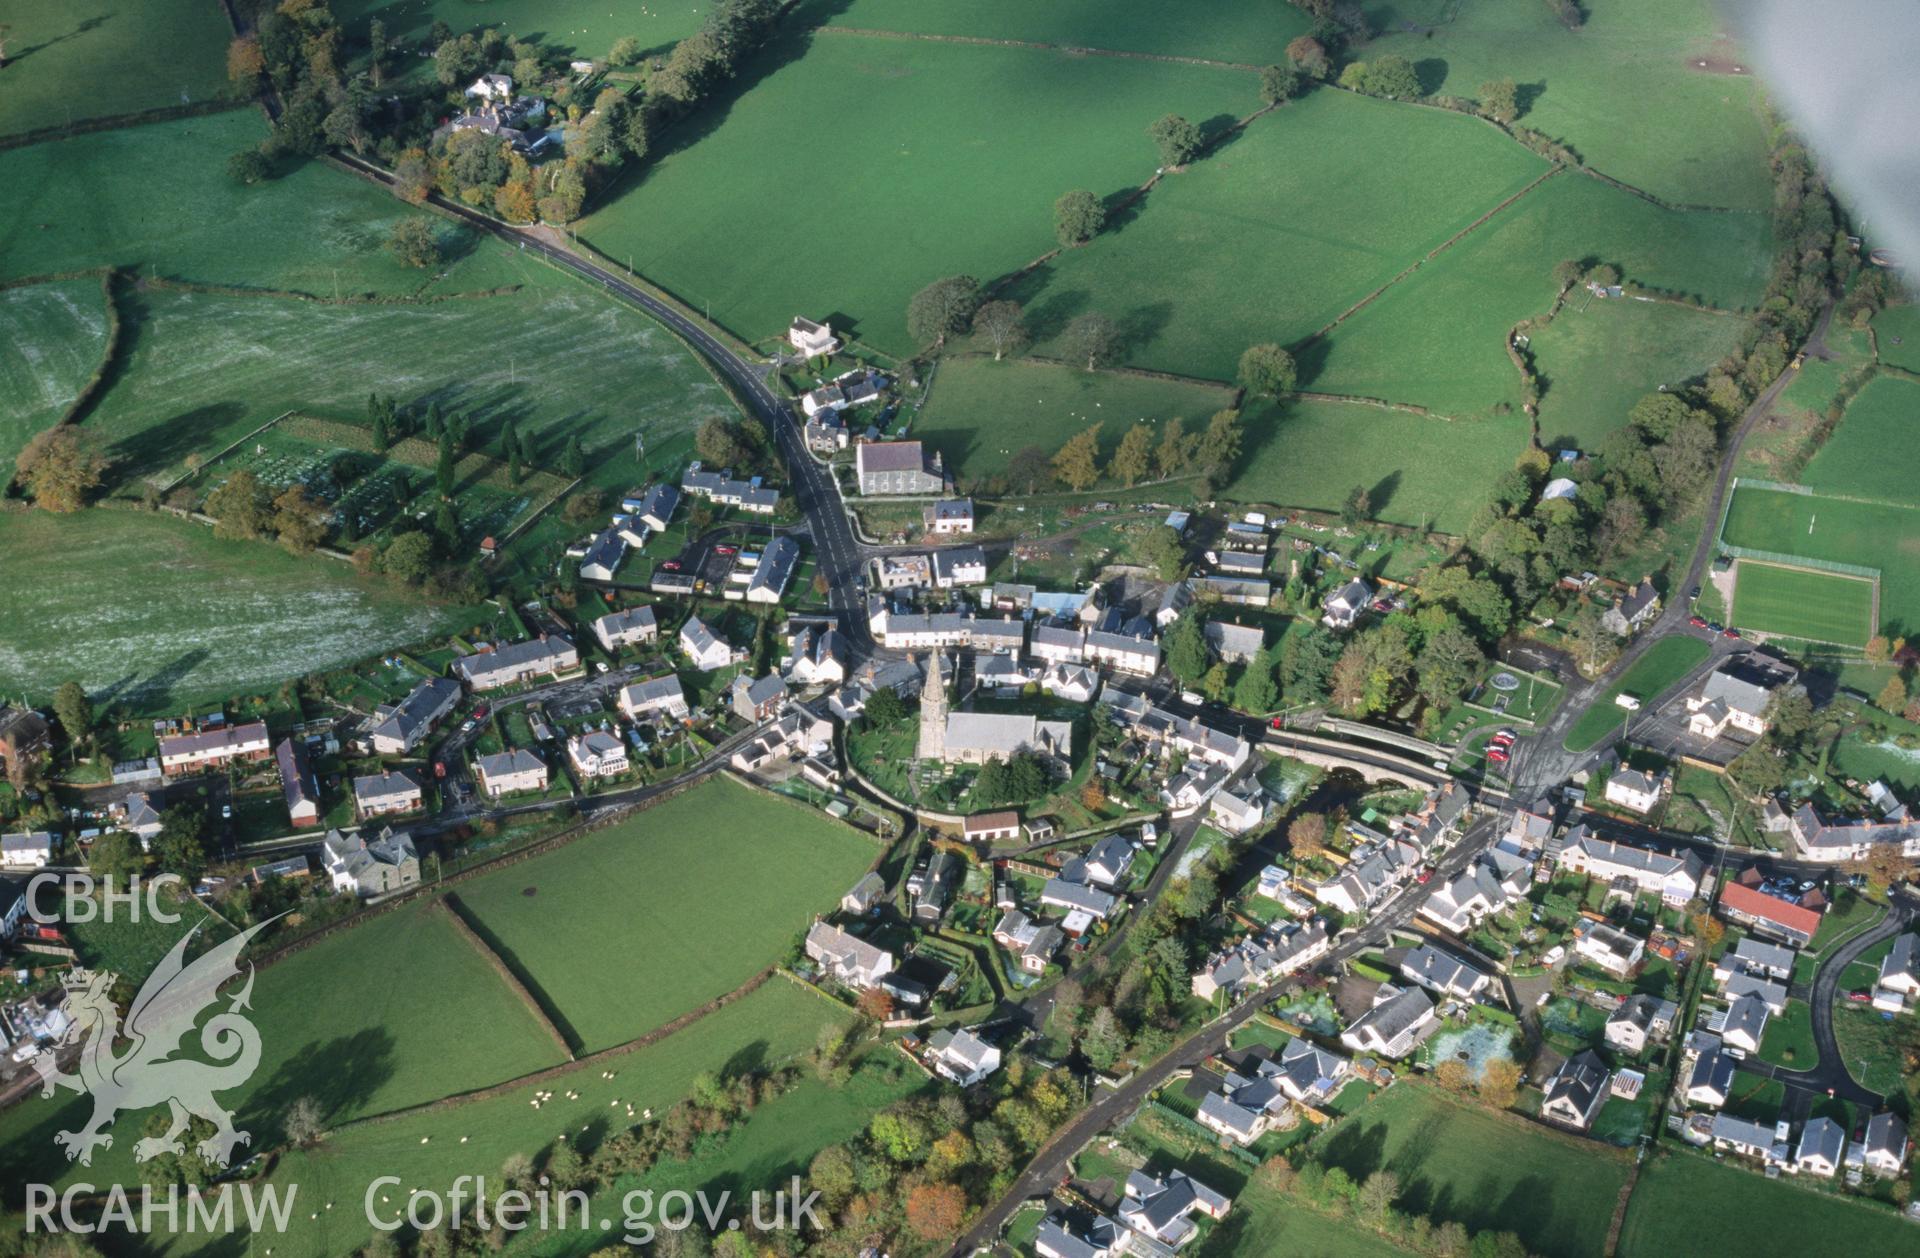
917;651;948;762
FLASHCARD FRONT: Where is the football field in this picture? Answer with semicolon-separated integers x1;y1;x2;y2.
1730;559;1876;648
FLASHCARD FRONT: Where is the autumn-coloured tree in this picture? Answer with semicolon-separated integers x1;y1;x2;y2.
14;426;108;513
1479;1058;1521;1109
227;35;264;83
1052;423;1103;491
1689;911;1725;951
1289;812;1328;861
1848;844;1917;892
855;987;894;1021
1433;1060;1470;1093
904;1182;968;1239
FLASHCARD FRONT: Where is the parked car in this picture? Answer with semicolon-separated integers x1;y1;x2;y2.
1722;626;1743;639
1846;990;1872;1003
1690;616;1709;629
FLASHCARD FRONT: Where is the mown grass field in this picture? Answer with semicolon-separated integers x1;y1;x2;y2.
333;0;709;67
1871;300;1920;374
1226;398;1531;534
1721;485;1920;633
1530;297;1749;448
1563;635;1711;752
1618;1151;1919;1258
1203;1180;1420;1258
0;509;486;709
84;272;728;487
0;0;231;137
794;0;1313;64
1367;0;1774;210
1308;172;1773;418
1799;372;1920;504
1309;1083;1629;1258
0;111;497;295
913;354;1232;483
455;778;876;1052
0;277;110;462
1013;90;1547;382
1730;560;1875;647
580;33;1255;354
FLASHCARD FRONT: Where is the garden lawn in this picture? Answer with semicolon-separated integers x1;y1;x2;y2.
793;0;1312;65
1756;998;1817;1068
1308;172;1773;419
83;272;729;487
1832;729;1920;793
912;355;1232;483
0;509;485;709
1562;635;1711;752
1531;298;1749;448
1366;0;1774;210
579;34;1255;354
0;276;110;463
1729;560;1875;647
0;0;231;137
0;899;564;1198
1619;1150;1920;1258
1721;485;1920;633
1226;398;1531;534
1012;89;1548;382
1799;373;1920;504
1309;1083;1628;1258
454;778;876;1052
1831;1004;1911;1101
0;111;504;295
1872;301;1920;374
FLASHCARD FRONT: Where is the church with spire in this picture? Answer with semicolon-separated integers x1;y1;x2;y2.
917;651;948;762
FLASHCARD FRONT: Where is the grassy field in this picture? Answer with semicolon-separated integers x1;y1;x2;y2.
1799;372;1920;504
1309;1084;1629;1258
1721;485;1920;634
794;0;1313;65
83;272;728;487
1203;1182;1420;1258
1563;635;1712;752
0;277;110;462
0;111;502;296
1010;89;1548;382
579;33;1255;354
1872;300;1920;374
1309;172;1773;418
0;0;232;138
454;778;875;1052
912;354;1232;482
1619;1151;1919;1258
1530;297;1750;448
0;508;485;709
1226;398;1531;534
333;0;709;66
1730;560;1875;647
1366;0;1774;210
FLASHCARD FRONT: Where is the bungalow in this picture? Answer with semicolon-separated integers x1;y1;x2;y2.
927;498;975;534
1272;1036;1348;1104
731;673;788;722
1554;828;1702;905
579;528;628;582
1685;654;1798;740
1862;1112;1909;1176
746;536;801;604
1571;918;1645;977
1203;621;1264;665
788;316;839;359
925;1027;1001;1086
1795;1115;1847;1177
117;792;163;845
1196;1070;1287;1146
275;738;321;829
963;811;1022;844
1720;993;1771;1055
1321;578;1373;630
1877;933;1920;1002
785;624;847;686
1118;1169;1231;1250
1719;970;1788;1014
567;731;629;778
619;674;690;721
453;636;579;691
1212;549;1266;578
1042;877;1118;927
1684;1045;1735;1108
1603;767;1668;815
158;720;271;775
841;872;886;915
1711;1113;1783;1163
993;908;1065;973
368;677;463;755
680;464;780;514
593;606;660;653
320;827;419;897
1715;935;1795;981
0;833;53;870
1398;944;1491;1001
352;769;422;819
1341;985;1438;1059
1605;993;1678;1055
1040;662;1100;703
1601;578;1660;637
804;920;895;988
632;482;680;532
932;546;989;588
1540;1050;1612;1130
475;748;548;798
1717;880;1821;948
680;616;738;671
1034;1214;1123;1258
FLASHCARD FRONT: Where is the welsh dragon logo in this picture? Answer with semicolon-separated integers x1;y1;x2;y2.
35;918;277;1168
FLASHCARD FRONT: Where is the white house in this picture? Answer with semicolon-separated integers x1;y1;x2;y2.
1540;1050;1611;1129
1685;654;1798;740
1605;993;1677;1055
1118;1169;1230;1250
352;769;422;819
1603;767;1668;815
0;833;54;870
931;546;988;589
1321;578;1373;630
1862;1112;1910;1176
1719;993;1771;1055
1555;828;1703;905
567;731;629;778
788;316;840;359
1571;918;1644;977
1795;1116;1847;1177
1339;985;1437;1059
320;827;419;897
1876;933;1920;1006
475;749;547;798
1398;944;1491;1001
928;498;974;534
680;616;738;671
925;1027;1001;1085
465;73;514;101
619;674;689;721
593;606;659;653
805;920;894;988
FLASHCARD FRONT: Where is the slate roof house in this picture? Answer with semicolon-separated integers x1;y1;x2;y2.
369;677;462;755
805;920;895;988
321;827;419;896
856;440;947;496
1541;1049;1612;1129
1605;993;1678;1055
353;769;422;819
159;720;271;775
476;748;548;798
928;498;975;533
1204;621;1264;665
593;606;660;653
1321;578;1373;630
1554;828;1702;905
567;730;629;778
1685;654;1798;740
680;616;738;671
1398;943;1491;1001
453;636;579;691
731;672;788;722
926;1027;1001;1085
746;536;801;604
1795;1116;1847;1177
1118;1169;1230;1250
993;908;1066;973
1601;578;1660;636
788;316;839;358
1340;985;1437;1059
275;738;321;829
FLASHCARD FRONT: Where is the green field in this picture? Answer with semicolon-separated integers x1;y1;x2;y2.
1367;0;1774;210
0;508;486;708
1871;300;1920;374
795;0;1312;65
1226;398;1531;534
1008;89;1545;382
913;354;1232;483
1799;373;1920;503
0;111;500;296
1204;1181;1419;1258
0;276;110;461
0;0;232;138
1309;172;1773;418
1721;485;1920;633
1531;297;1749;448
454;778;876;1052
1619;1151;1920;1258
580;33;1255;354
1562;635;1712;752
1309;1084;1629;1258
83;272;728;487
332;0;710;65
1730;560;1875;647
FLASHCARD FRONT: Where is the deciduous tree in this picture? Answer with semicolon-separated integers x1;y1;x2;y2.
906;275;982;347
1110;423;1152;486
207;470;271;540
1259;62;1303;105
1051;423;1103;491
1286;36;1330;80
972;299;1027;360
14;426;108;513
1238;343;1298;396
1054;188;1105;247
1478;78;1519;123
1289;812;1327;860
387;217;441;268
1148;113;1202;167
1064;311;1119;371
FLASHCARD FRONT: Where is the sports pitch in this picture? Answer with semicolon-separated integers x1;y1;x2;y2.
1730;559;1875;648
1721;485;1919;633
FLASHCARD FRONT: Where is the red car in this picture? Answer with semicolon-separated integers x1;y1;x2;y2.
715;545;737;556
1689;615;1709;629
1417;867;1435;884
660;560;681;570
1846;990;1872;1003
1269;716;1284;729
1722;626;1743;639
1488;748;1510;764
472;705;490;720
